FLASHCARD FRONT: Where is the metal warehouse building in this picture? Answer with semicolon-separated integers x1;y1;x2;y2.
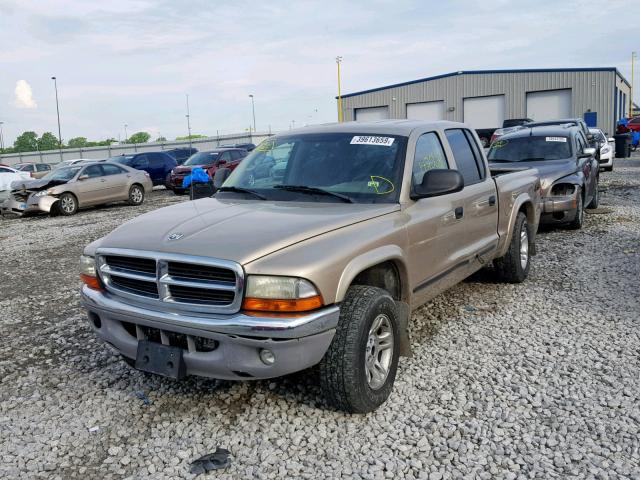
339;68;632;139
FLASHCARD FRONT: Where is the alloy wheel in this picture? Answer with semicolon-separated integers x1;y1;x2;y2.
365;314;394;390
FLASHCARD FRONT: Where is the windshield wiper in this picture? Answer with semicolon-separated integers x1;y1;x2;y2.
488;159;515;163
519;157;546;161
273;185;354;203
217;186;267;200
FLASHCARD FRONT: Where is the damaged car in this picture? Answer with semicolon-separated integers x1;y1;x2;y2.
2;161;152;217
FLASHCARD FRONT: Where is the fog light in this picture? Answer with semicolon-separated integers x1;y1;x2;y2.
259;349;275;365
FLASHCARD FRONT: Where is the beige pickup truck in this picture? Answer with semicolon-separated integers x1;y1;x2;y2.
80;120;541;413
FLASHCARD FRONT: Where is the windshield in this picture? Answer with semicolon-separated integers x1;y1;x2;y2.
184;152;219;166
590;130;606;143
488;136;572;162
110;155;135;166
220;133;407;203
41;166;82;182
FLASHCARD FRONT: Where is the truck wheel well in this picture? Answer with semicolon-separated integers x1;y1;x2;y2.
351;261;402;301
519;201;535;225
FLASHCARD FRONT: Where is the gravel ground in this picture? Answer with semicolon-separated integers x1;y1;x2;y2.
1;157;639;480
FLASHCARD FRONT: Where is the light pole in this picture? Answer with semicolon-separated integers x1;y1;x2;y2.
124;124;128;143
51;76;63;160
631;51;637;118
0;122;4;151
336;56;343;122
185;94;192;150
249;94;256;132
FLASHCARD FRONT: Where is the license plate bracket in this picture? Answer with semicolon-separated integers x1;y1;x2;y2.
135;340;186;379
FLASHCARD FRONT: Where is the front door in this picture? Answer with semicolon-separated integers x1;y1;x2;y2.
75;164;108;205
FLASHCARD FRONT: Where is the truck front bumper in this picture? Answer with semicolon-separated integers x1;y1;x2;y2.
540;195;578;224
81;286;339;380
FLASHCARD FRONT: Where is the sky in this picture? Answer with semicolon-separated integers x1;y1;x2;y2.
0;0;636;145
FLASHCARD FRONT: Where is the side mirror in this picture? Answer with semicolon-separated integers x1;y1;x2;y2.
212;167;231;190
78;174;89;181
608;137;615;143
586;133;594;140
579;147;596;158
411;169;464;199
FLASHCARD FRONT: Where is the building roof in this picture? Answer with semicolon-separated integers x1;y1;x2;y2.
281;119;463;136
340;68;631;99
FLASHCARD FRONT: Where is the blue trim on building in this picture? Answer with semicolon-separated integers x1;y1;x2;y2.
340;67;631;99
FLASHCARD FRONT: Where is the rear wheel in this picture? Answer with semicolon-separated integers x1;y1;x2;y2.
494;212;530;283
319;286;400;413
567;189;584;230
58;192;78;216
128;184;145;206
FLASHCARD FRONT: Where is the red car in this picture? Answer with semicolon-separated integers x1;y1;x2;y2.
627;116;640;132
166;148;248;194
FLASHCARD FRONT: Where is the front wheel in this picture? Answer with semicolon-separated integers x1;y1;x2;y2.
494;211;531;283
567;189;584;230
319;286;400;413
128;184;145;206
57;192;78;216
587;179;599;209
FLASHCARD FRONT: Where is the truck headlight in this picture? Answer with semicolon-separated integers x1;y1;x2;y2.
34;190;50;197
243;276;323;313
79;255;102;290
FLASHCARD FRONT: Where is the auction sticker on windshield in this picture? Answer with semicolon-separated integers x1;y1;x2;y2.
350;136;395;146
546;137;567;142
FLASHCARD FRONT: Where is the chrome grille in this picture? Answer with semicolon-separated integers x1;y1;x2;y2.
96;248;244;314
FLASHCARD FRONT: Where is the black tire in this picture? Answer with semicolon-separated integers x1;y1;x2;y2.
128;184;145;206
57;192;78;216
494;212;531;283
567;189;584;230
319;286;400;413
173;188;186;195
605;165;613;172
587;178;599;209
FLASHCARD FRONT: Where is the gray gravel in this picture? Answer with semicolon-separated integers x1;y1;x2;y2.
1;158;639;479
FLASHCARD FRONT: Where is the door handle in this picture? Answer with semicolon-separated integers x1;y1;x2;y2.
488;195;496;206
454;207;464;219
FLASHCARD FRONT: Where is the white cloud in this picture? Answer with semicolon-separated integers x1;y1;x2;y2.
14;80;37;109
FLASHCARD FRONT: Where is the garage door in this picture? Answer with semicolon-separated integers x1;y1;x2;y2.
463;95;505;129
406;101;445;121
355;106;390;121
526;89;572;121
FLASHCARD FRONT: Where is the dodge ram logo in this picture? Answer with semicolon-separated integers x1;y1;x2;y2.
167;232;184;241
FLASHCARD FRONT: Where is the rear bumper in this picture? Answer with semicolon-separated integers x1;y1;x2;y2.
167;175;187;189
81;286;339;380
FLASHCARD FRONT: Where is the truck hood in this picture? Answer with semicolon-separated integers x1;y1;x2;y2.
491;160;577;193
95;198;399;264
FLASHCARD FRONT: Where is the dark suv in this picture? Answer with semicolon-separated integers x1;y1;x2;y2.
487;124;599;229
167;148;248;194
165;147;198;165
109;152;177;186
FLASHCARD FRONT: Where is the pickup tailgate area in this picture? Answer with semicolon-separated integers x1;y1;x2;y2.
491;167;541;257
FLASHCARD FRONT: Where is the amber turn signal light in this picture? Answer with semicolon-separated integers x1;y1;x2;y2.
242;295;323;313
80;273;103;290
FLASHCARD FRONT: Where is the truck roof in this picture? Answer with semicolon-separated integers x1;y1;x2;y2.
286;120;468;136
499;125;579;140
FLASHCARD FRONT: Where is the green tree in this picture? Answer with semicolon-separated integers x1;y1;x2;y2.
175;134;207;140
68;137;88;148
156;136;167;142
38;132;60;151
127;131;150;144
13;131;39;152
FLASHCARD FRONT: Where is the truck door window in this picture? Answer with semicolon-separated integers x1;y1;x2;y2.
444;129;482;185
411;132;448;188
462;130;486;180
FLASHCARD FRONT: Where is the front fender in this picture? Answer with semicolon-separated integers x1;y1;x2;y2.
335;245;409;303
497;193;539;258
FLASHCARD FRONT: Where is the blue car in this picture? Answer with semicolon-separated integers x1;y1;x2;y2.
109;152;177;186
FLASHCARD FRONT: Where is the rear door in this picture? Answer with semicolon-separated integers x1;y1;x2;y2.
444;128;499;263
76;164;107;205
101;163;130;199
